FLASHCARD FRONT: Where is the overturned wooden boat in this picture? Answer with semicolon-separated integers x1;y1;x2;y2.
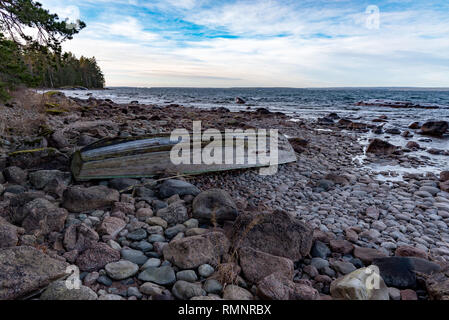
71;131;297;181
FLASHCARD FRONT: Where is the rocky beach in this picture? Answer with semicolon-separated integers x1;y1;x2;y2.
1;90;449;301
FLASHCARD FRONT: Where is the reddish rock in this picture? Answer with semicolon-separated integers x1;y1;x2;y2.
406;141;420;149
353;246;388;264
395;246;428;260
112;202;135;215
163;232;229;269
440;181;449;193
21;198;68;234
345;228;358;242
230;210;313;261
0;218;19;248
63;223;99;252
400;289;418;300
75;242;120;272
62;186;119;213
420;121;448;137
256;272;319;300
239;247;294;284
97;216;126;238
441;171;449;182
329;239;354;255
426;272;449;300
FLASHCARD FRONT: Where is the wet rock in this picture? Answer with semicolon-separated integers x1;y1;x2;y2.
406;141;420;149
235;97;246;104
137;266;176;286
230;211;313;261
366;139;398;155
330;267;389;300
172;280;206;300
62;186;120;213
156;200;188;226
257;272;319;300
192;189;238;224
3;166;27;185
239;247;294;284
420;121;448;137
29;170;71;190
0;246;68;300
40;280;97;300
372;257;416;289
163;232;230;269
105;260;139;280
159;179;201;199
76;242;120;272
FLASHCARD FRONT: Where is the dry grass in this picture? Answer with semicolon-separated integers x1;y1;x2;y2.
0;89;80;138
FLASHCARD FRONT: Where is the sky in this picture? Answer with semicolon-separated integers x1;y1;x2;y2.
38;0;449;88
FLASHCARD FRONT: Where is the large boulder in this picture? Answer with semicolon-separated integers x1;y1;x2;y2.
192;189;238;224
330;267;389;300
75;242;120;272
163;232;230;269
366;139;398;155
40;280;98;300
29;170;71;190
420;121;448;137
239;247;294;284
230;211;313;261
257;272;320;300
0;246;68;300
62;186;119;213
156;200;188;226
21;198;68;234
63;223;99;252
441;171;449;182
158;179;200;199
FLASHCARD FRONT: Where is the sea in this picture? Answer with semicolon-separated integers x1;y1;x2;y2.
57;87;449;180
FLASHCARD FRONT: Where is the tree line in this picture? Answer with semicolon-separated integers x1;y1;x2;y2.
0;0;104;100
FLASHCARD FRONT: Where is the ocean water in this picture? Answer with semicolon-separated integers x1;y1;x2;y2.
59;87;449;177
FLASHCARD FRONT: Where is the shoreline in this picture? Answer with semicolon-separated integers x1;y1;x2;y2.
0;91;449;300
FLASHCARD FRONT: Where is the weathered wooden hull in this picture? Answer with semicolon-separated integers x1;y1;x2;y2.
71;132;297;181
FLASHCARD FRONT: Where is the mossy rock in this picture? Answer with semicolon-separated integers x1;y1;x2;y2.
45;109;67;115
44;91;62;97
8;147;69;170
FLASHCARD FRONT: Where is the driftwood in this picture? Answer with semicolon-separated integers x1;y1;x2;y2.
71;131;297;181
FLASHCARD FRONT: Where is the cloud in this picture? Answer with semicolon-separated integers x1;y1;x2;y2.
38;0;449;87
